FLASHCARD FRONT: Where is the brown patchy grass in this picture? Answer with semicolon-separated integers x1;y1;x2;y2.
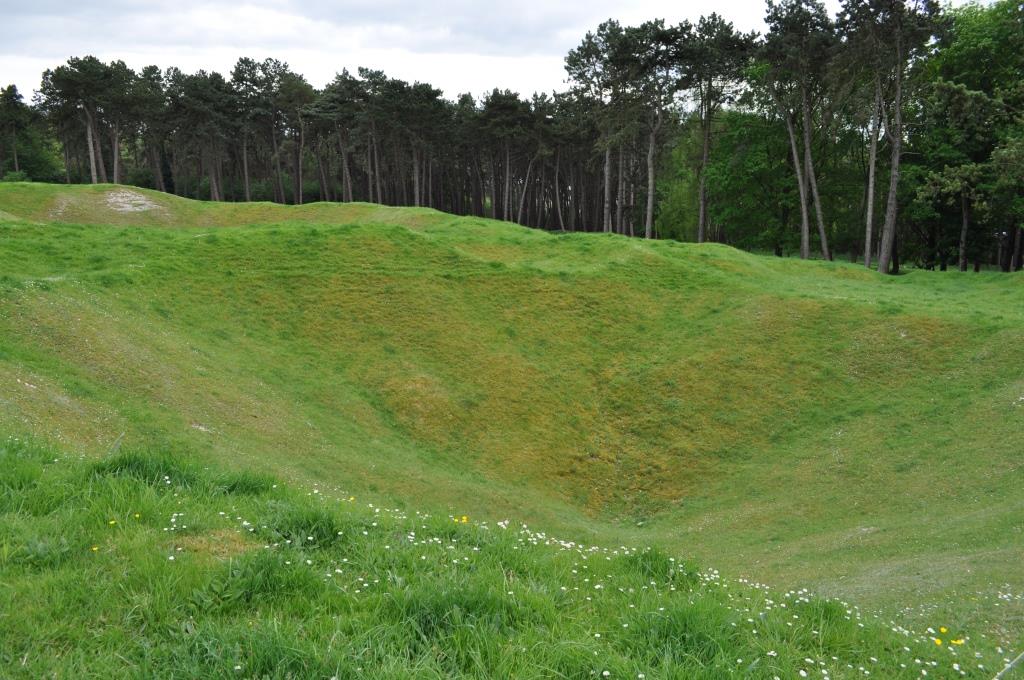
175;529;259;561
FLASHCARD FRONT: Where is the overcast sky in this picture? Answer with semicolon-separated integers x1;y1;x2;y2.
2;0;851;99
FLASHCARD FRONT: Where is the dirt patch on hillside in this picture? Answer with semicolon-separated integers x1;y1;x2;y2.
106;189;164;213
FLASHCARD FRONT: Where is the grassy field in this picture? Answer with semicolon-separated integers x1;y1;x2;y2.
0;183;1021;675
0;436;1003;678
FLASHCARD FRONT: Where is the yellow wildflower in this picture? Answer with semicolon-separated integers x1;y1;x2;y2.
939;627;948;634
934;639;943;646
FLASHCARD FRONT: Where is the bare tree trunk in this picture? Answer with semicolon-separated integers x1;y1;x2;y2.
504;144;511;222
207;150;221;201
271;125;285;203
1012;226;1022;271
570;165;579;231
92;115;108;183
84;113;98;184
864;79;882;267
517;152;538;224
110;124;121;184
412;148;421;207
554;148;565;231
62;139;71;183
644;118;658;239
428;155;434;208
616;145;625;233
149;146;165;192
365;146;373;202
295;118;306;205
878;36;904;275
11;128;19;173
489;155;498;219
958;192;970;272
697;101;712;243
316;141;329;201
771;87;810;259
241;134;251;201
336;128;353;202
372;127;383;204
802;90;830;260
603;146;612;233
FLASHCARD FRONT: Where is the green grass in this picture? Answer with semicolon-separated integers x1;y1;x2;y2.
0;183;1021;673
0;435;1003;678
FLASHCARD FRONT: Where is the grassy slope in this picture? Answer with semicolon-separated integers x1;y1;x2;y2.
0;183;1021;652
0;436;997;678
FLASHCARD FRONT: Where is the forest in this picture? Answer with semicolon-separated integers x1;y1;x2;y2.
1;0;1021;273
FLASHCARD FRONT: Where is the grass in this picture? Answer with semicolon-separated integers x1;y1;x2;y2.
0;435;1004;678
0;183;1021;672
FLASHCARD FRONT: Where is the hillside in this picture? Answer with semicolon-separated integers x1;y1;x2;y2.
1;183;1021;659
4;436;996;678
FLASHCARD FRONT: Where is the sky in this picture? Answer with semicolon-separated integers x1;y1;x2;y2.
1;0;850;99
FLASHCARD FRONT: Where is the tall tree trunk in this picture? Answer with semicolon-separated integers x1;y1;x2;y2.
110;124;121;184
412;148;421;207
504;144;511;222
958;192;970;272
11;128;18;173
428;155;434;208
336;128;353;202
207;150;221;202
878;35;904;275
489;155;498;219
771;87;811;259
473;159;484;216
645;114;659;239
365;146;373;202
616;145;625;233
802;90;830;260
241;134;251;201
1012;226;1023;272
150;146;166;192
271;125;285;203
295;119;305;205
62;138;71;183
372;127;383;204
864;79;882;268
316;140;329;202
570;165;578;231
697;100;712;243
603;146;612;233
554;149;565;231
83;112;98;184
517;152;538;224
92;114;108;183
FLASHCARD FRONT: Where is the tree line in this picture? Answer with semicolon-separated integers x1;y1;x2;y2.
1;0;1021;273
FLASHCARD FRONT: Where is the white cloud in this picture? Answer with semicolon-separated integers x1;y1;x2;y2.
0;0;880;99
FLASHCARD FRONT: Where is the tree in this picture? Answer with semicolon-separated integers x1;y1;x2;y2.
870;0;941;274
0;85;30;175
763;0;835;260
688;15;756;243
40;56;112;183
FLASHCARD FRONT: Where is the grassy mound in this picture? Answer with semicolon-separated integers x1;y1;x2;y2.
0;436;998;678
0;183;1021;659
